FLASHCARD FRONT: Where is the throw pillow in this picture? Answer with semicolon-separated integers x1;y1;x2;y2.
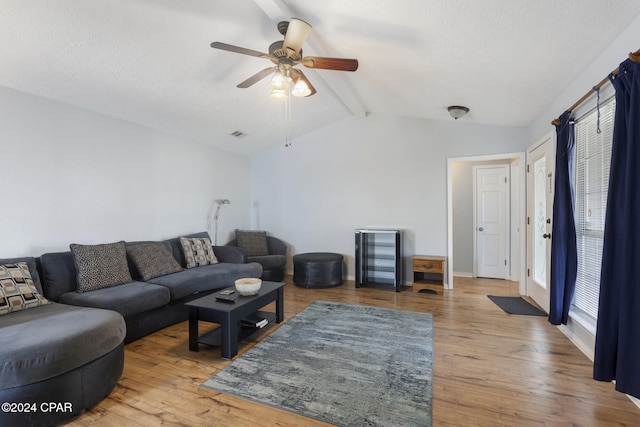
235;229;269;257
0;262;50;315
126;242;183;281
70;241;133;292
179;236;218;268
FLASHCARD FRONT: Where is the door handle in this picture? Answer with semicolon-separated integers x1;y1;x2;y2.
478;227;484;231
543;233;552;239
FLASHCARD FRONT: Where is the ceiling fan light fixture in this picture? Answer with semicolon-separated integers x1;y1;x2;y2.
448;105;470;120
270;88;289;101
282;18;312;54
292;79;311;97
269;68;290;91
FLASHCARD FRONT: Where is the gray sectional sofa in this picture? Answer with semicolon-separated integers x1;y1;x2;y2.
0;231;262;426
40;232;262;343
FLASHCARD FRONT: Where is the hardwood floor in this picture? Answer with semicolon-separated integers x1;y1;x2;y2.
67;276;639;426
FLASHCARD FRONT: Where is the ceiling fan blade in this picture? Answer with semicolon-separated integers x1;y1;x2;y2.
291;69;317;97
283;18;312;55
302;56;359;72
211;42;267;58
237;67;276;88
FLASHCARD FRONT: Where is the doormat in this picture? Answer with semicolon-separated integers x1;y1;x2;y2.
488;295;547;316
202;300;433;426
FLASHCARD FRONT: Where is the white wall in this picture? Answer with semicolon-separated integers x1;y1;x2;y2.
0;86;251;258
250;113;528;281
451;162;474;276
528;14;640;142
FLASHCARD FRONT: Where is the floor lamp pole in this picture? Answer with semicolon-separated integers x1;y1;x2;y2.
212;199;230;245
213;205;222;245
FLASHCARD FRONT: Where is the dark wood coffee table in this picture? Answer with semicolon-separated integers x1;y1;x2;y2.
185;281;285;359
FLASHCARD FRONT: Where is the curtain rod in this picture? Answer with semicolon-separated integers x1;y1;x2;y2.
551;49;640;126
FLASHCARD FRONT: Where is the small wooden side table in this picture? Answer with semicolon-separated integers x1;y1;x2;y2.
412;255;446;292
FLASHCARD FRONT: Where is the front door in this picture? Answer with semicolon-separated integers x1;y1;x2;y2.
526;132;555;312
474;165;509;279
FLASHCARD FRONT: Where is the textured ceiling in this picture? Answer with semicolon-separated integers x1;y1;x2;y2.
2;0;640;155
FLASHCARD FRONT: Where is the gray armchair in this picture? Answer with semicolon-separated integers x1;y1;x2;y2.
226;231;287;282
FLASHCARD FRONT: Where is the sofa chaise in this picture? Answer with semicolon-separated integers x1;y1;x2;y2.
0;257;126;427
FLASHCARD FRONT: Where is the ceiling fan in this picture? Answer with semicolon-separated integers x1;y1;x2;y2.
211;18;358;100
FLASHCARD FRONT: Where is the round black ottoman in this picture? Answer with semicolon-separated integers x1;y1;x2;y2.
293;252;343;288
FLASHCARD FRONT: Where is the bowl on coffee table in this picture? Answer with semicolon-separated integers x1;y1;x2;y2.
234;278;262;296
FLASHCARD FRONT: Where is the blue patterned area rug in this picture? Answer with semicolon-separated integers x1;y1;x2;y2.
202;301;433;426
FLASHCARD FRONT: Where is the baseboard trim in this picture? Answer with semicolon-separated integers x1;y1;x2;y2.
453;271;473;278
558;315;640;409
557;321;594;361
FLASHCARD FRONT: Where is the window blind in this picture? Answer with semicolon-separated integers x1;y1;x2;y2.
573;97;615;320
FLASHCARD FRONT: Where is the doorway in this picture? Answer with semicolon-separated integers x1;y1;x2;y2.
526;132;555;312
447;152;526;291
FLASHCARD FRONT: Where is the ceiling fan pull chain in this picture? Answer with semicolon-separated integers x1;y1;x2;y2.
284;92;292;147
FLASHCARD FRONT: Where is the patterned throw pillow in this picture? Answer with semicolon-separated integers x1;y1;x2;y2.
236;230;269;256
126;242;183;281
179;236;218;269
70;241;133;292
0;262;50;315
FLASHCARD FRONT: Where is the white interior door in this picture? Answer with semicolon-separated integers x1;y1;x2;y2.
526;133;555;312
474;165;509;279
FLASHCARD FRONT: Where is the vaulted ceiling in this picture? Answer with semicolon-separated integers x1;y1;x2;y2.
2;1;640;155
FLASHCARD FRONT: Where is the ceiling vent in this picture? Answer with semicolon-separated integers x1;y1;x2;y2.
230;130;246;138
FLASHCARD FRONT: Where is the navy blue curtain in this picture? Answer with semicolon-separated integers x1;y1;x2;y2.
549;112;577;325
594;58;640;399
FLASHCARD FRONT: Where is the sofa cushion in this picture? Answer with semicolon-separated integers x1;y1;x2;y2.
0;302;125;388
70;241;133;292
148;262;263;301
210;245;247;264
0;256;44;295
58;281;170;318
236;229;269;256
0;262;50;315
126;242;183;281
179;236;218;268
39;251;79;301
